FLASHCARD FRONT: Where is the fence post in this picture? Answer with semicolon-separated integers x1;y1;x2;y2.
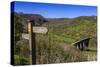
28;20;36;64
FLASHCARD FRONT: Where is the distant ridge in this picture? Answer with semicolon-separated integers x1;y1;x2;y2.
12;12;47;26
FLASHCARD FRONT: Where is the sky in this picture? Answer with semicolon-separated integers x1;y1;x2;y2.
11;1;97;18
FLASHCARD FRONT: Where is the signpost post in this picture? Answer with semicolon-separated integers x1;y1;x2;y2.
23;20;48;64
28;20;36;64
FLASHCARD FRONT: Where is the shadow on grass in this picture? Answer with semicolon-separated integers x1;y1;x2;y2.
84;49;97;52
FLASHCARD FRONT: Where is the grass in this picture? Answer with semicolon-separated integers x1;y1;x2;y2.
14;16;97;65
43;17;97;62
34;17;97;64
35;34;88;64
83;48;97;61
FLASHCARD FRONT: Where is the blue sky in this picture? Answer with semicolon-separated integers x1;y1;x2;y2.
12;1;97;18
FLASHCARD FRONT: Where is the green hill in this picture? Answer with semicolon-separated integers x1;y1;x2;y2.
13;13;97;65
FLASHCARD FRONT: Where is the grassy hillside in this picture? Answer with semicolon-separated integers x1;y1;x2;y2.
14;13;97;65
44;16;97;61
35;16;97;64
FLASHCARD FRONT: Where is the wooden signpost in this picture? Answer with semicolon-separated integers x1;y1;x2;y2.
22;33;29;40
22;27;48;40
33;27;48;34
22;20;48;64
